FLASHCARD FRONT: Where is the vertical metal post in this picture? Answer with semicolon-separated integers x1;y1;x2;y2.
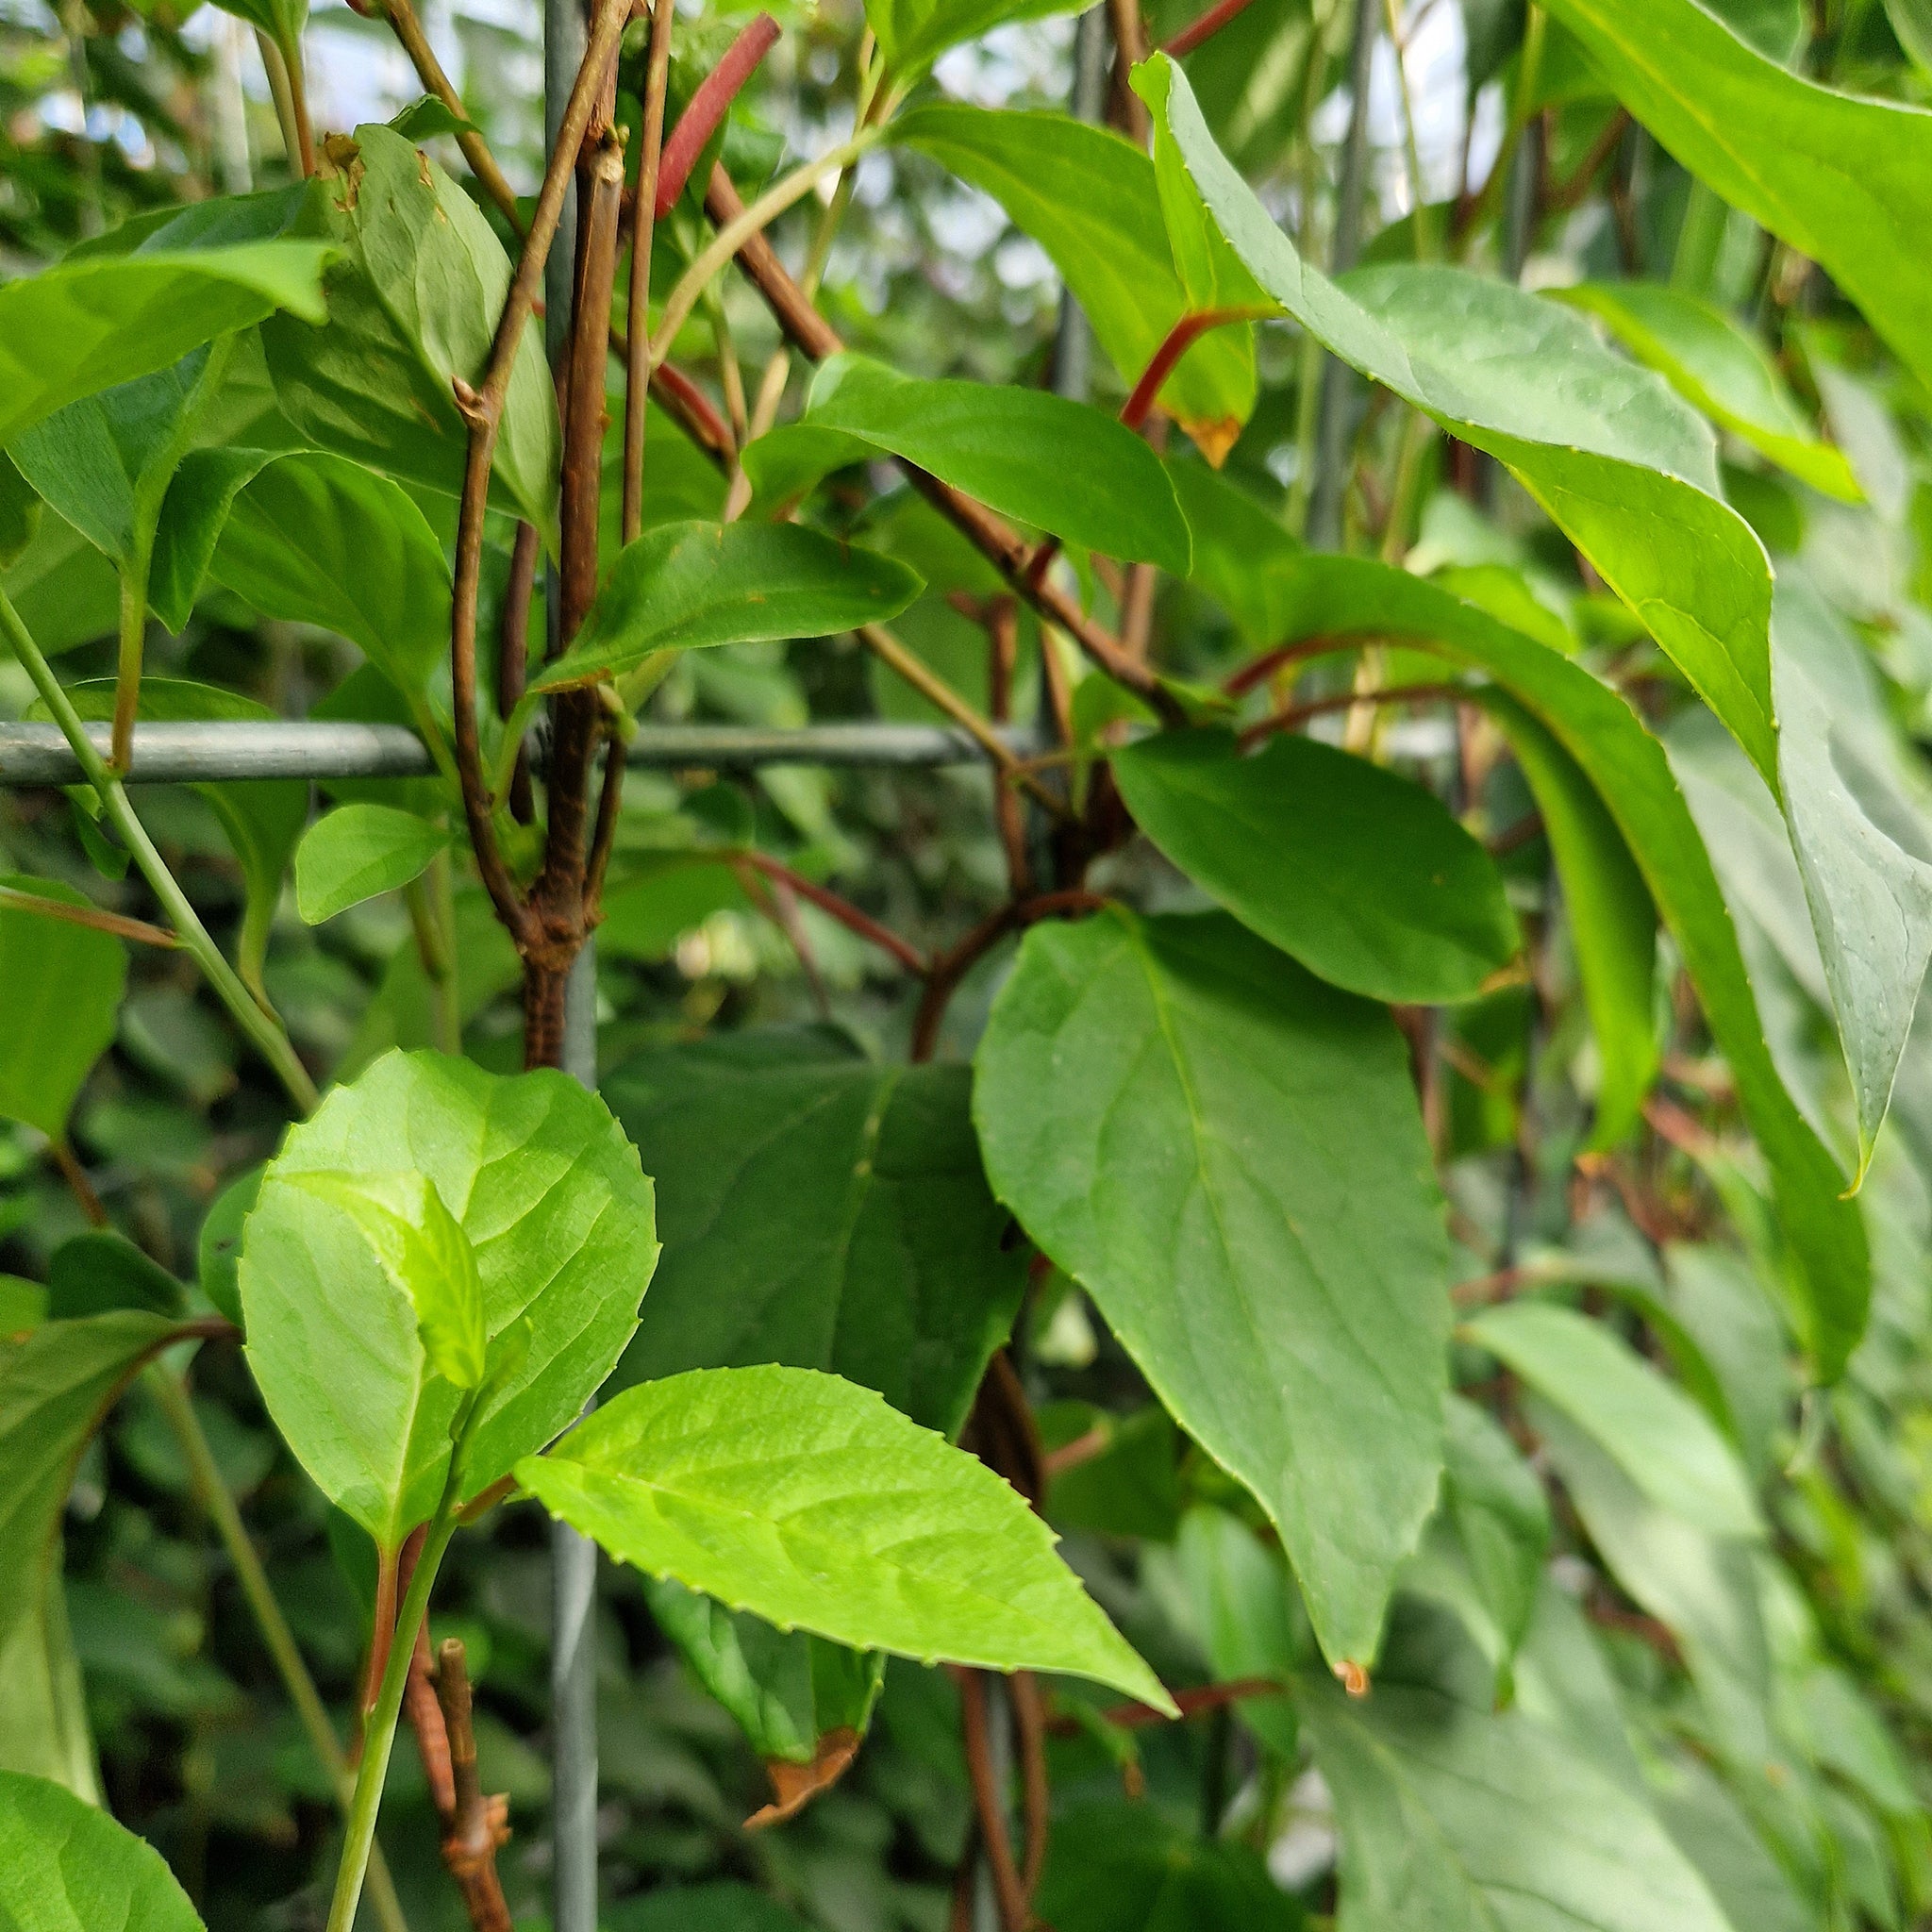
1308;0;1378;550
544;0;598;1923
1052;7;1108;403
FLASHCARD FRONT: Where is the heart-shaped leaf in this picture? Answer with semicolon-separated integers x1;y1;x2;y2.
0;1771;204;1932
295;803;450;924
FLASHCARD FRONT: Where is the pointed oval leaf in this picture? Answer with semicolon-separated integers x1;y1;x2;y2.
0;874;126;1140
1139;54;1779;785
240;1050;658;1548
517;1364;1172;1709
1538;0;1932;398
1467;1301;1762;1540
0;1771;204;1932
892;106;1257;458
260;126;558;537
209;451;454;693
533;522;924;694
605;1035;1026;1441
974;908;1452;1670
295;803;450;924
283;1172;488;1390
0;242;328;449
1245;552;1866;1374
1439;1391;1551;1667
1112;728;1521;1003
1557;282;1862;502
802;355;1192;575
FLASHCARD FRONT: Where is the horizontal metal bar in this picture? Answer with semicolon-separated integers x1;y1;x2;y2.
0;720;1044;787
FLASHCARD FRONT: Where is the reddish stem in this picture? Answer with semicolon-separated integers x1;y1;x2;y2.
735;850;927;975
1045;1675;1288;1737
1120;308;1261;432
912;891;1106;1062
1237;680;1464;752
1162;0;1261;57
656;13;780;217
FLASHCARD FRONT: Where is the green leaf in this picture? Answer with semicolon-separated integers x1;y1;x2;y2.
1557;282;1862;502
261;125;558;538
197;1164;264;1330
1035;1801;1305;1930
0;242;328;450
8;343;225;570
861;0;1083;81
282;1172;488;1390
517;1365;1171;1707
1304;1609;1738;1932
1244;553;1866;1374
604;1034;1026;1441
533;521;923;695
596;854;749;961
0;1574;99;1800
1530;1400;1774;1763
148;446;274;633
1438;1391;1551;1668
800;354;1192;575
1537;0;1932;397
1166;458;1303;645
209;451;454;693
1170;1505;1302;1757
1111;729;1521;1004
609;1885;810;1932
295;803;449;924
1661;1243;1790;1480
46;680;307;1003
390;94;479;142
0;1311;190;1659
2;505;120;655
1467;1301;1762;1540
644;1574;885;1765
208;0;307;56
891;106;1257;458
1138;54;1779;784
1884;0;1932;69
1476;692;1658;1145
0;874;127;1140
0;1771;204;1931
0;455;41;570
45;1231;187;1321
974;908;1451;1669
1770;576;1932;1181
240;1050;658;1549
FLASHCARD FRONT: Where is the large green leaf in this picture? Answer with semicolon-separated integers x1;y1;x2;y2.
240;1050;658;1549
0;1771;203;1932
1035;1801;1304;1930
1305;1607;1737;1932
532;522;923;696
516;1365;1172;1707
610;1884;809;1931
793;354;1192;575
147;446;274;633
1468;1302;1762;1540
1557;283;1861;502
1;507;119;654
1170;1505;1302;1757
1434;1391;1550;1671
891;106;1257;458
1537;0;1932;396
862;0;1082;80
0;1312;188;1660
1139;54;1778;784
1246;553;1866;1374
0;874;126;1140
1111;729;1521;1004
47;681;307;1003
604;1033;1025;1441
1476;693;1658;1146
260;125;558;538
294;803;449;924
0;242;328;450
974;908;1451;1669
209;451;454;694
644;1575;885;1766
0;1574;99;1800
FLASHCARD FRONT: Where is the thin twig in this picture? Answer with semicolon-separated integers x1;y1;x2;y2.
435;1640;514;1932
1043;1676;1288;1736
1222;634;1350;695
734;850;926;974
1010;1673;1049;1902
0;883;178;948
50;1140;107;1225
623;0;676;545
655;13;779;216
1237;679;1463;750
380;0;523;228
1162;0;1262;56
496;521;539;823
912;891;1105;1061
957;1670;1031;1932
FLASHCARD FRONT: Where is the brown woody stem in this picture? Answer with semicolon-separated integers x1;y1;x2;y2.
381;0;524;228
957;1670;1031;1932
735;850;926;974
